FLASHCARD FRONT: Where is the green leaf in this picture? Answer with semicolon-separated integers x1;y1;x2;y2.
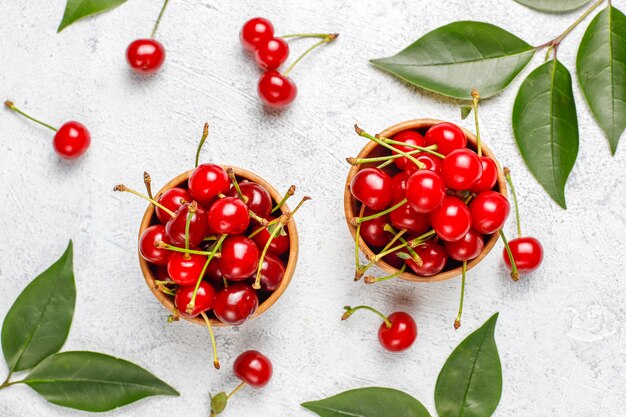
512;59;579;208
577;6;626;155
302;387;431;417
460;105;473;120
370;22;535;100
514;0;592;13
2;241;75;372
22;351;179;412
435;313;502;417
58;0;127;32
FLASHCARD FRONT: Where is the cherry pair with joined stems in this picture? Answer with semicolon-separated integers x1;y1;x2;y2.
126;0;170;74
4;100;90;159
240;17;339;108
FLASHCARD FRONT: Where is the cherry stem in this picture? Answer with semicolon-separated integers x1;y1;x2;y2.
272;185;296;213
454;261;467;330
354;125;427;169
228;381;246;399
376;158;395;170
504;167;522;237
283;34;338;77
253;213;288;289
357;225;406;277
364;264;406;284
4;100;58;132
188;235;227;313
342;305;392;328
143;172;154;200
184;201;197;253
227;168;247;203
471;89;483;157
346;149;424;165
352;199;407;225
499;230;520;282
195;123;209;168
155;279;175;286
150;0;170;39
200;311;220;370
382;139;444;159
249;211;269;226
373;229;436;262
204;235;218;241
537;0;605;58
248;217;279;239
158;286;176;296
156;241;219;256
354;205;366;280
281;33;334;39
384;224;422;265
113;184;176;217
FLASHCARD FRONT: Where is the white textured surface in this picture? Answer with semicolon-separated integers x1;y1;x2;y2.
1;1;625;416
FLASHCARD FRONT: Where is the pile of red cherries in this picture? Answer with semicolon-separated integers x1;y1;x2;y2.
350;122;510;279
126;163;297;328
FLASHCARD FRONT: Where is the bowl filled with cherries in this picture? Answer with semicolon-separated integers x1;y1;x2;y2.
115;124;308;366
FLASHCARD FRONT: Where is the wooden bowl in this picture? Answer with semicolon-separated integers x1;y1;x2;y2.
344;119;507;282
139;167;298;326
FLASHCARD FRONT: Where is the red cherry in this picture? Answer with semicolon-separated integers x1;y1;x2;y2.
503;236;543;273
391;130;426;171
378;312;417;352
391;171;410;203
360;209;391;248
167;252;207;285
389;203;431;235
126;39;166;74
226;182;272;220
204;258;223;286
406;153;443;176
208;197;250;235
258;253;285;291
429;196;471;242
470;157;498;193
165;202;209;247
139;225;171;265
53;121;90;159
406;240;448;276
252;218;290;255
218;236;259;281
445;229;484;261
174;281;215;318
424;122;467;155
233;350;273;388
442;149;483;190
350;168;393;211
469;191;510;234
240;17;274;51
155;187;191;224
255;37;289;70
188;164;230;208
258;70;297;108
405;170;446;213
213;283;259;325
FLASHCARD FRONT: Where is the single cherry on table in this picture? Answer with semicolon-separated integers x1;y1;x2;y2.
126;0;170;74
342;305;417;352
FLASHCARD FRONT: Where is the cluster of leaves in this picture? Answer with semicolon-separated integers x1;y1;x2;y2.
302;313;502;417
371;0;625;208
0;241;178;412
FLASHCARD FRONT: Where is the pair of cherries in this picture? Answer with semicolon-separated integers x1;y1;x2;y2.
240;17;337;109
210;350;272;416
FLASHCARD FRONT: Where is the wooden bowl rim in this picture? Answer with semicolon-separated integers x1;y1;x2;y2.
139;166;299;326
344;118;507;283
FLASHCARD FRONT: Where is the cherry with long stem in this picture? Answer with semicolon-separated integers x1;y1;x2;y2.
5;100;58;132
227;168;268;226
499;230;519;281
200;311;220;370
454;261;467;329
114;184;176;217
342;305;392;328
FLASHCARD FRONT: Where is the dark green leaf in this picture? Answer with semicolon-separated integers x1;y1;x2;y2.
435;313;502;417
577;6;626;155
2;241;75;372
302;387;431;417
23;351;179;412
370;22;535;99
512;59;579;208
460;105;473;120
514;0;592;13
58;0;127;32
